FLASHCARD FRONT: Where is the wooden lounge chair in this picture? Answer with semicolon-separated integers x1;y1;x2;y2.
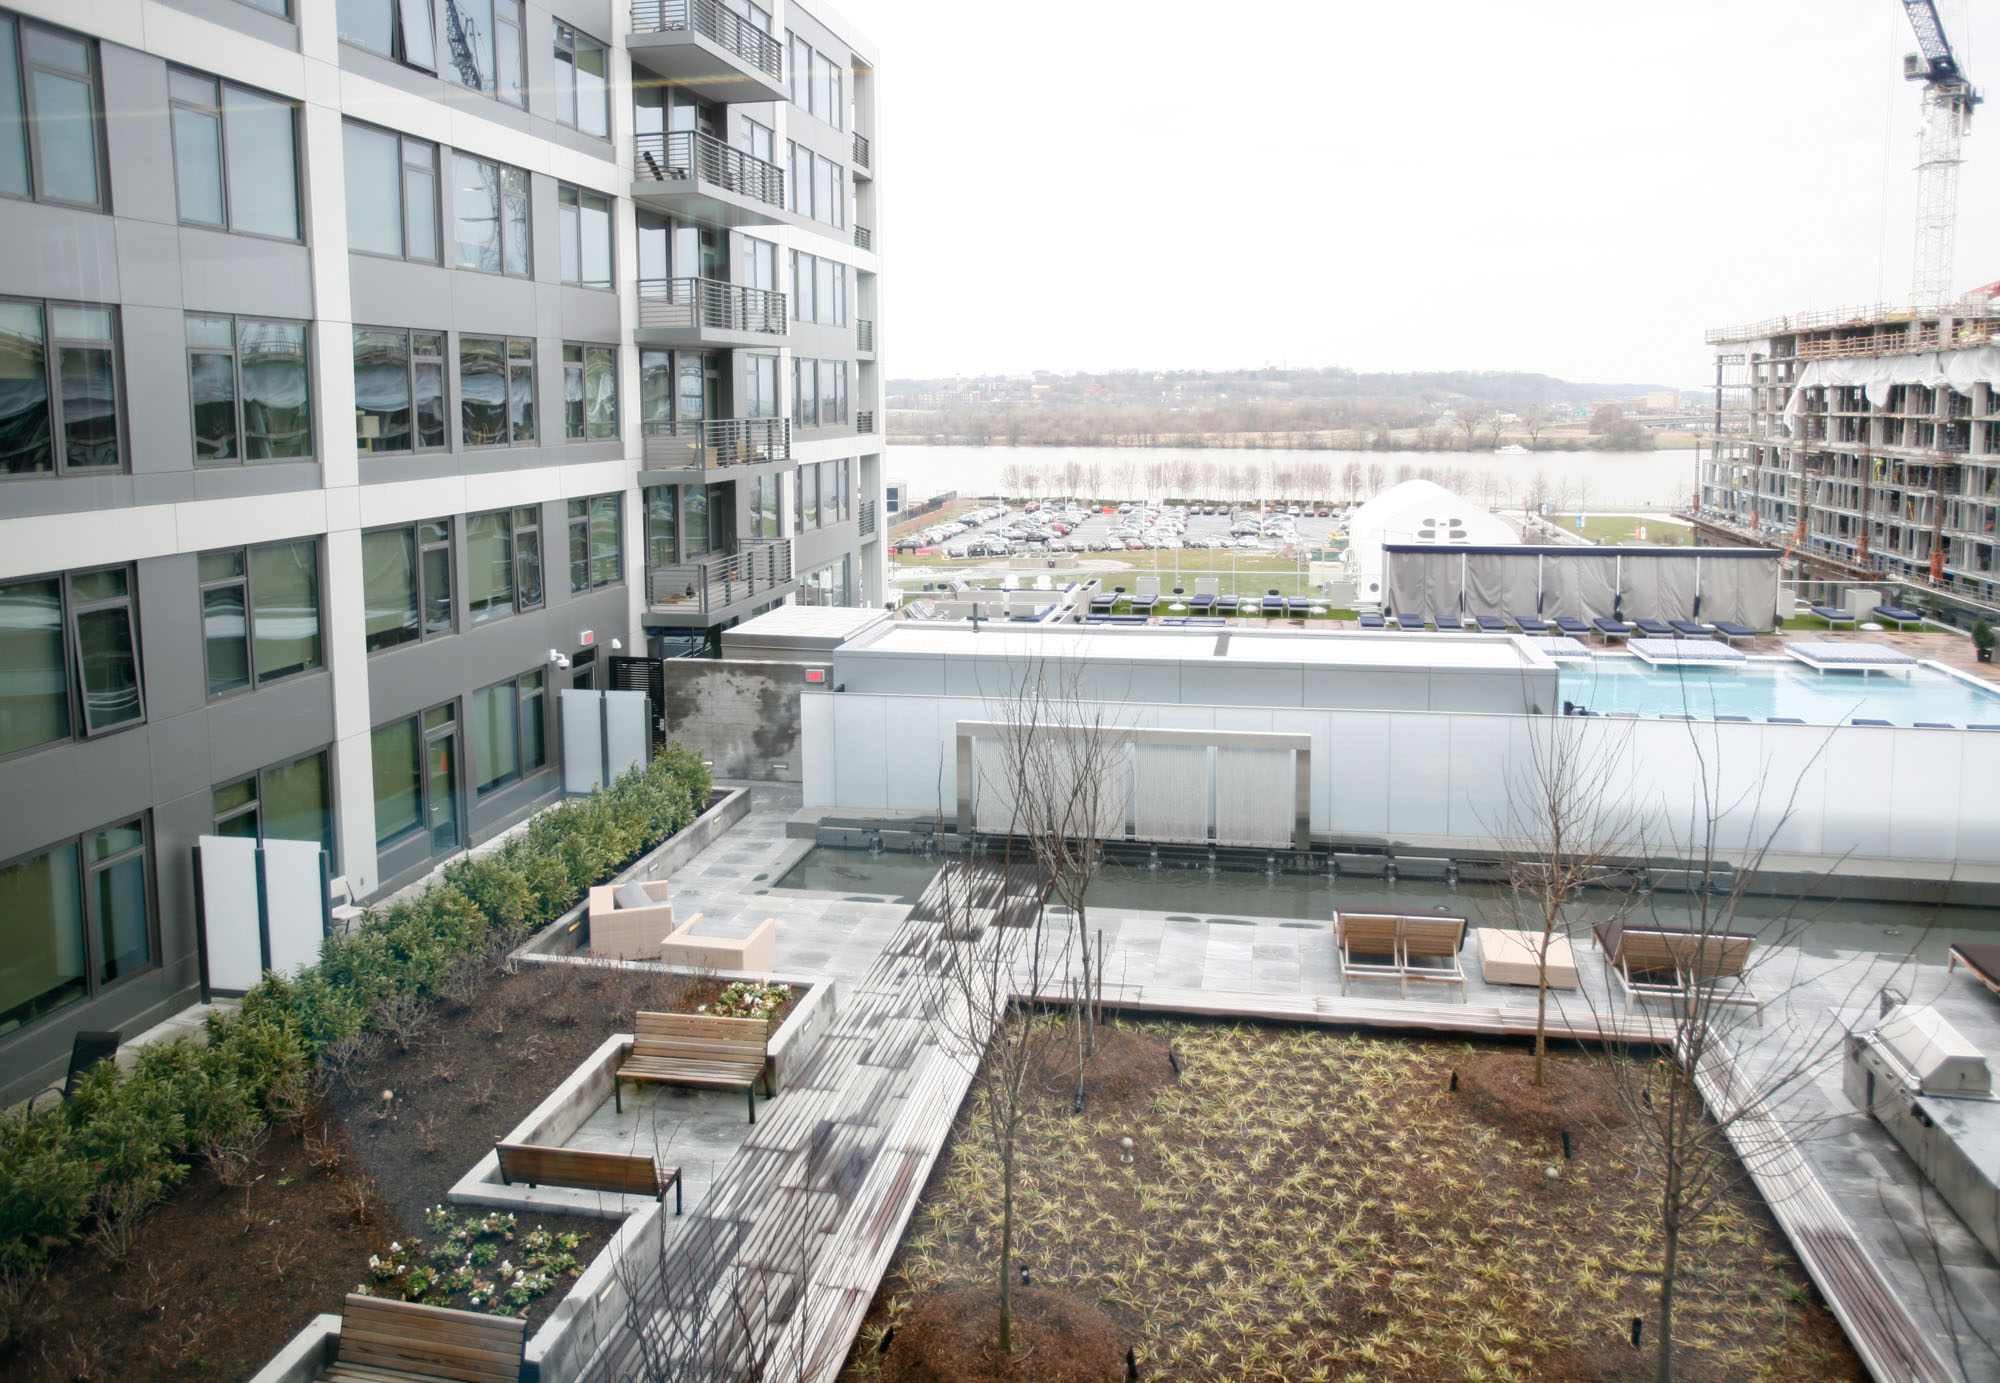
1948;942;2000;1000
1336;913;1405;994
615;1011;772;1122
1337;911;1468;1000
320;1294;525;1382
1595;920;1762;1023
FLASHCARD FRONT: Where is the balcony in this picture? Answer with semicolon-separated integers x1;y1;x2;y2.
852;131;872;178
859;498;877;537
853;223;873;252
647;538;795;625
641;417;790;474
857;317;875;355
637;278;788;349
634;130;786;229
856;410;875;434
629;0;788;104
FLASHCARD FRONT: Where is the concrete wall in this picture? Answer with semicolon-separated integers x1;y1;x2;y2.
659;661;823;781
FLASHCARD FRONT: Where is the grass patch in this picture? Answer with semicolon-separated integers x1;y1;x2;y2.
1549;514;1689;546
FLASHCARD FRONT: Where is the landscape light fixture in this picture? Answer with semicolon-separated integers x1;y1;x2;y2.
1120;1136;1135;1165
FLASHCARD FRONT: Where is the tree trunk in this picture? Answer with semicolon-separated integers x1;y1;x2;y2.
1656;1161;1681;1382
998;1134;1016;1355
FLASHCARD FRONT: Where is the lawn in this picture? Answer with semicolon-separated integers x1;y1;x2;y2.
1550;514;1690;546
844;1020;1861;1383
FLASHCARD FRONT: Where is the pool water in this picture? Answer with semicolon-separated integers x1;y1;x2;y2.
772;848;942;903
1557;657;2000;727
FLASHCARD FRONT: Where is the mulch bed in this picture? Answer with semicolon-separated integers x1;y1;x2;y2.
3;958;800;1383
882;1286;1125;1383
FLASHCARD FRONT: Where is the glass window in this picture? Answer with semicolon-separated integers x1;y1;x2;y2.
472;679;518;794
353;327;410;452
67;567;142;736
170;72;299;239
520;670;545;772
6;17;103;209
413;332;446;449
644;484;675;566
792;355;813;427
681;484;708;556
344;123;437;261
0;817;154;1030
565;343;617;440
251;541;321;681
746;354;777;419
557;183;612;288
553;24;608;137
800;462;818;528
751;472;778;538
788;32;806;107
460;336;534;446
371;716;421;845
809;48;829;117
222;751;331;855
815;258;835;326
199;549;249;696
567;495;622;590
563;344;584;439
0;576;69;756
502;167;530;274
494;0;525;106
466;506;538;623
444;0;495;92
363;522;453;652
213;776;259;837
453;157;529;275
508;337;535;442
186;314;311;464
338;0;436;70
1;297;122;477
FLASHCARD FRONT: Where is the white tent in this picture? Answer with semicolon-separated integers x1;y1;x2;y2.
1344;479;1517;607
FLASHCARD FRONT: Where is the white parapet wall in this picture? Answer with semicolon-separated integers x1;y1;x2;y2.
803;690;2000;876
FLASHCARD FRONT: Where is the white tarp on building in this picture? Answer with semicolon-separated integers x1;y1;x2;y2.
1781;348;2000;431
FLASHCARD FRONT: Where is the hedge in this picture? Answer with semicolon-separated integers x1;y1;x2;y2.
0;746;712;1278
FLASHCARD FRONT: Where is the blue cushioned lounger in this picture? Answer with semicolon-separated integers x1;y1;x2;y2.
1633;618;1673;636
1189;594;1215;610
1513;614;1551;633
1088;593;1118;611
1185;616;1227;627
1852;718;1893;727
1713;620;1757;645
1358;613;1387;629
1474;615;1509;632
1669;620;1716;637
1810;605;1856;627
1260;596;1284;613
1553;616;1592;637
1129;595;1157;612
1768;717;1805;724
1716;715;1751;722
1915;722;1954;729
1608;712;1640;718
1215;595;1240;612
1593;617;1633;640
1660;714;1693;720
1874;605;1922;627
1286;597;1315;615
1971;724;2000;731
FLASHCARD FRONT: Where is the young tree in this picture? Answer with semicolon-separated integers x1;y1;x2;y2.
1521;403;1561;447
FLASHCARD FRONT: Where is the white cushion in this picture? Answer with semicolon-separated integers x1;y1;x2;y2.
614;882;657;910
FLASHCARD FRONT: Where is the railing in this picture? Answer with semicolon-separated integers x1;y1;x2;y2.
853;223;872;251
630;0;783;80
856;410;875;433
856;318;875;351
852;131;871;169
647;538;794;615
634;130;785;209
642;416;790;469
637;278;787;335
859;499;877;536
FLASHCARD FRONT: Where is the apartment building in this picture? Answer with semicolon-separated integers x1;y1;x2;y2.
0;0;883;1101
1696;303;2000;601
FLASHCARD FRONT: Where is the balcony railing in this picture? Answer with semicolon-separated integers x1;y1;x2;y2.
648;538;794;615
852;131;871;169
853;223;873;251
857;318;875;351
642;417;790;469
634;130;785;209
856;411;875;434
859;499;877;536
631;0;783;80
638;278;788;335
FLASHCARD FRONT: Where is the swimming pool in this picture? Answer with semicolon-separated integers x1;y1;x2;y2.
1556;656;2000;726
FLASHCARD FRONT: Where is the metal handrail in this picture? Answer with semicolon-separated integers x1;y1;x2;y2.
648;538;794;613
634;130;785;208
630;0;783;79
852;131;871;168
853;223;872;251
856;318;874;351
637;278;787;335
642;416;790;469
856;410;875;433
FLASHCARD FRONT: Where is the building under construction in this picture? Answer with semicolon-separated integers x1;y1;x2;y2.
1693;299;2000;604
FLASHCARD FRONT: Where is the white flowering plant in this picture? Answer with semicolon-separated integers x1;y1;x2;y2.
706;979;793;1020
356;1207;585;1316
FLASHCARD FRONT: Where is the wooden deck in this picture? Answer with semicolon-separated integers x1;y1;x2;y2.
575;859;1036;1383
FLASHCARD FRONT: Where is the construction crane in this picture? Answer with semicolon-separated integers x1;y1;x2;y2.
1902;1;1981;307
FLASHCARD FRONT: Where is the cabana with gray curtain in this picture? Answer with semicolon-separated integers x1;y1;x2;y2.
1383;545;1783;629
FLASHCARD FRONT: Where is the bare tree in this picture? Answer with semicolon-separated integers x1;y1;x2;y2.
1342;459;1363;505
1521;403;1561;447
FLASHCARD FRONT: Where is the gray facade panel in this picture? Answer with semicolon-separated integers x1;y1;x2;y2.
0;201;122;300
148;707;217;805
348;257;461;332
179;230;315;317
124;305;197;475
0;473;138;520
116;219;189;308
453;272;542;335
554;285;621;341
100;45;177;226
192;460;325;500
204;677;337;784
137;553;209;719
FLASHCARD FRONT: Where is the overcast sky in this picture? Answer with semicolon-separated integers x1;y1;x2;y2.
831;0;1998;388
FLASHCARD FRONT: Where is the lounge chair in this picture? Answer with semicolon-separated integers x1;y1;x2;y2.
1948;942;2000;1000
1713;620;1757;646
1715;714;1751;722
1873;605;1923;629
1215;594;1241;613
1669;620;1717;638
1358;612;1388;629
1593;617;1633;641
1809;605;1856;628
1852;718;1893;727
1336;911;1468;999
1513;613;1551;633
1972;723;2000;731
1129;594;1158;613
1768;716;1805;724
1552;616;1592;637
1915;721;1954;729
1285;597;1315;616
1189;593;1215;611
1473;614;1509;633
1260;594;1285;616
1088;592;1118;612
1593;919;1762;1023
1632;618;1674;637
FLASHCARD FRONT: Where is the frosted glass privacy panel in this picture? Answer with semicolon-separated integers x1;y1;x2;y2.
1214;747;1294;847
971;736;1017;834
561;688;603;795
197;834;264;992
1134;743;1208;843
262;838;327;977
605;691;649;782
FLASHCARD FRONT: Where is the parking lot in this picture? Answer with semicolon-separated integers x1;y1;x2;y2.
891;500;1350;560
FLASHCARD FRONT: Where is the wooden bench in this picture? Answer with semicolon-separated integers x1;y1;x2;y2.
1607;927;1763;1024
1336;911;1468;999
322;1293;524;1383
615;1011;772;1123
494;1142;681;1214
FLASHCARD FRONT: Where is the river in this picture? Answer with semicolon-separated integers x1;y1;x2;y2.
884;443;1701;512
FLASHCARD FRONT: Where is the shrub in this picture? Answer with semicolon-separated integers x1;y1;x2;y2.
0;746;710;1276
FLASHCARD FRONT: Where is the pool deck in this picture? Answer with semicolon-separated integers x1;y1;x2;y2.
575;781;2000;1383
